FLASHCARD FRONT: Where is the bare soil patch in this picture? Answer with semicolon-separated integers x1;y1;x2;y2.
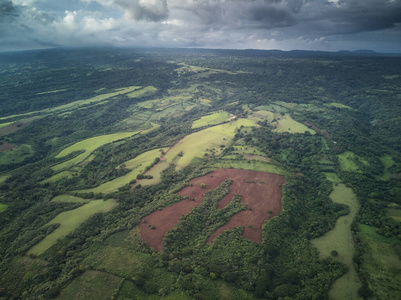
0;122;29;136
140;168;286;251
0;142;15;152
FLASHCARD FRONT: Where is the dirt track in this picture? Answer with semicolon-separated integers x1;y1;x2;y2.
139;168;286;251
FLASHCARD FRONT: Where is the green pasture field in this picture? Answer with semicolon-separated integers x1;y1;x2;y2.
57;270;121;300
27;199;117;256
164;119;257;169
40;170;75;184
0;144;34;165
127;86;157;98
140;160;170;187
192;111;232;129
0;122;13;128
77;148;166;194
311;184;361;299
324;172;342;183
52;131;139;171
83;244;151;279
0;175;9;184
377;154;395;180
274;101;298;110
359;224;401;299
324;103;354;110
337;151;369;173
209;159;288;176
51;194;89;203
0;203;8;212
252;110;315;134
254;104;288;113
0;86;142;122
36;89;67;95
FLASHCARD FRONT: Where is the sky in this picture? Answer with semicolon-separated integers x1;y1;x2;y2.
1;0;401;53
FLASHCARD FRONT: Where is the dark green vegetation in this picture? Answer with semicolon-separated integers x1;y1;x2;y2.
0;48;401;299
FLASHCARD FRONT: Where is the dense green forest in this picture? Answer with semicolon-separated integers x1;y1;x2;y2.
0;48;400;299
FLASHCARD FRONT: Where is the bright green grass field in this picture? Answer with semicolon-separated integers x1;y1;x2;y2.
27;199;117;256
0;175;9;184
0;122;13;128
210;159;287;176
324;172;342;183
52;131;139;171
164;119;257;169
57;270;121;300
0;144;34;165
40;170;76;184
311;184;361;300
337;151;369;173
77;148;166;194
252;110;315;134
192;111;232;129
140;160;170;187
0;203;8;212
51;194;89;203
359;224;401;299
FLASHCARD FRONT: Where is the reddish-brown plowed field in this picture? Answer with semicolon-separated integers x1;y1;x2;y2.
139;168;286;251
0;142;15;152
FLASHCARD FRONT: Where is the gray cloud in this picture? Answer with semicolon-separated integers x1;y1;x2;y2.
0;0;400;52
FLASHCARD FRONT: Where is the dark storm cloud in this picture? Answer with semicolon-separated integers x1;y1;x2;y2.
0;0;15;18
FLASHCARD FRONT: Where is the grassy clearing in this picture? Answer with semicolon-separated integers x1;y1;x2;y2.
253;110;315;134
0;122;13;128
254;104;288;113
377;154;395;180
27;199;117;256
324;103;354;110
192;111;232;129
0;86;142;122
40;170;75;184
337;151;369;173
311;184;361;299
57;270;121;300
127;86;157;98
359;224;401;299
0;144;34;165
52;131;139;171
140;160;170;187
77;148;166;194
324;172;342;183
36;89;67;95
0;175;9;184
0;203;8;212
83;244;150;278
209;159;287;176
164;119;257;169
51;194;89;203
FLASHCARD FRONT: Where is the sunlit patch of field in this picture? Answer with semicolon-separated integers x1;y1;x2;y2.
192;111;232;129
27;199;117;256
36;89;67;95
0;86;142;122
52;131;139;171
164;119;257;169
51;194;89;203
57;270;121;300
0;122;13;128
0;203;8;212
254;104;288;113
337;151;369;173
0;175;9;184
0;144;34;165
77;148;167;194
209;159;287;176
253;110;315;134
359;224;401;299
40;170;75;184
139;160;170;187
324;103;354;110
127;86;157;98
311;184;361;300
